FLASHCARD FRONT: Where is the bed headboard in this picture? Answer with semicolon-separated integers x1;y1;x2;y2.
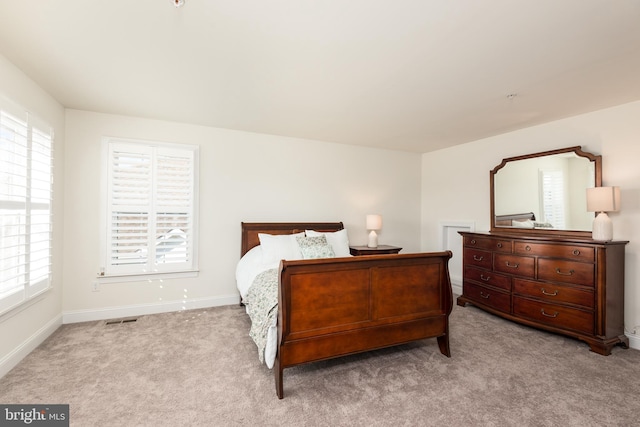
240;222;344;257
494;212;536;227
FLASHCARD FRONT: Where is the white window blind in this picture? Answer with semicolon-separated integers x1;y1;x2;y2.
0;104;53;315
104;139;198;277
540;169;566;229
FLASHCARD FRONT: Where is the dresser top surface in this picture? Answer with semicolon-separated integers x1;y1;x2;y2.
459;231;629;246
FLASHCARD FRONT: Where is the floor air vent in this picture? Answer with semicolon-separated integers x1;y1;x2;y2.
105;317;138;325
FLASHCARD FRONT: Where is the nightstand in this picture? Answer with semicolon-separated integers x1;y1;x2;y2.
349;245;402;256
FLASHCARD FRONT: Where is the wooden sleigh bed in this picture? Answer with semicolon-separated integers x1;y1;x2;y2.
240;222;454;398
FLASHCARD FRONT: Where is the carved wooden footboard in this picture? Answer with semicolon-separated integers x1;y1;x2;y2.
275;252;453;398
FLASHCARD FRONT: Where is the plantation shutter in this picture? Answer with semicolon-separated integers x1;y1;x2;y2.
541;169;566;229
105;140;196;276
28;125;54;290
0;105;53;314
107;143;152;273
155;148;194;267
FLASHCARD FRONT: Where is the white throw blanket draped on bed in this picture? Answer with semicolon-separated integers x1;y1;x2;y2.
244;268;279;365
236;230;352;368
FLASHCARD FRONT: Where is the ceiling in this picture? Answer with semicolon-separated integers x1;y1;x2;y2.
1;0;640;153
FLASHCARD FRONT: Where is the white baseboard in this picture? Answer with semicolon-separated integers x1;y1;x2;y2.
451;281;462;297
62;294;239;324
0;314;62;379
626;331;640;351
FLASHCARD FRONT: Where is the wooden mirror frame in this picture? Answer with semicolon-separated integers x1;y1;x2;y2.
490;146;602;238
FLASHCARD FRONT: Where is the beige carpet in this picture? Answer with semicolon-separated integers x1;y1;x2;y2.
1;302;639;426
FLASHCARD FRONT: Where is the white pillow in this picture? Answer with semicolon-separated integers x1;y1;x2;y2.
305;228;350;257
512;219;534;229
235;246;270;299
258;232;304;264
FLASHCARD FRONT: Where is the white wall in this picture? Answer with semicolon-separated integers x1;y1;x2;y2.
62;110;422;321
3;47;639;377
0;54;65;377
421;100;640;348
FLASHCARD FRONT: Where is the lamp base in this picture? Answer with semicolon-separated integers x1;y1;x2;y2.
367;230;378;248
592;212;613;241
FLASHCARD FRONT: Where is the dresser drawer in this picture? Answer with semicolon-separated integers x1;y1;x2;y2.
464;236;512;253
463;282;510;313
513;278;594;309
494;254;535;278
464;266;511;291
514;242;595;262
463;248;492;270
513;297;593;335
538;259;595;286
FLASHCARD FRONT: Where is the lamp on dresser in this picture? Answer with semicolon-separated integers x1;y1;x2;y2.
587;186;620;241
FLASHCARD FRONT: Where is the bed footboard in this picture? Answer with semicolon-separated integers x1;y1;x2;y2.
275;251;453;398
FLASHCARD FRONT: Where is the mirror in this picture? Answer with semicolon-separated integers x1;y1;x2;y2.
491;146;601;237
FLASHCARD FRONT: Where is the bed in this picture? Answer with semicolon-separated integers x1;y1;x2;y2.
494;212;536;227
494;212;554;229
237;221;454;398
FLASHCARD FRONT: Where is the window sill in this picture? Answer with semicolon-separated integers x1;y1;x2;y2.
96;270;199;284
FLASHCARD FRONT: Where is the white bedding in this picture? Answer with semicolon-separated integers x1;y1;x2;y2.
236;229;352;369
235;246;279;368
235;245;276;301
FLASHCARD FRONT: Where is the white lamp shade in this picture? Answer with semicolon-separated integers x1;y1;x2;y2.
366;214;382;230
586;186;620;212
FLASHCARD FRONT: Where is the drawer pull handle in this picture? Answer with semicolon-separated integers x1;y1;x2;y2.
479;292;490;299
555;268;574;276
480;274;491;282
541;288;558;296
473;255;484;261
573;249;581;256
525;245;531;251
540;309;559;318
470;239;477;245
505;261;519;268
497;243;503;248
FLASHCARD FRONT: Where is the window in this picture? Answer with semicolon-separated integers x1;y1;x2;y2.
0;102;54;315
102;138;199;278
540;169;566;229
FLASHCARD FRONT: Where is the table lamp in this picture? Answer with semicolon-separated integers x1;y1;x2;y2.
586;186;620;241
366;214;382;248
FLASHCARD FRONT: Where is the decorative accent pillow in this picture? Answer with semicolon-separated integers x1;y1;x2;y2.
258;232;304;264
296;235;335;259
534;222;554;228
305;228;350;257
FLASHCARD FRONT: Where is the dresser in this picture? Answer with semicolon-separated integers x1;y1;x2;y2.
457;231;628;355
